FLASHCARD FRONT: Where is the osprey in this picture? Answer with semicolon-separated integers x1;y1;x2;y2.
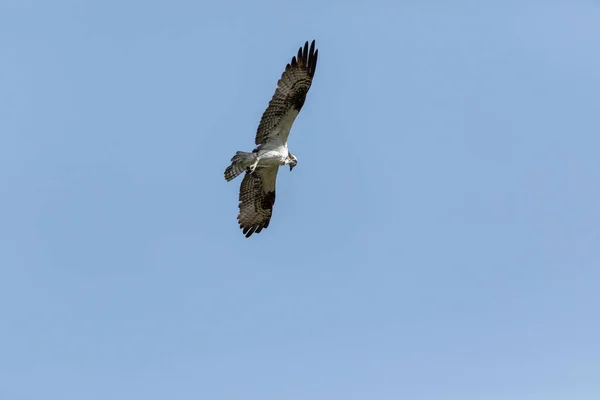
224;40;319;238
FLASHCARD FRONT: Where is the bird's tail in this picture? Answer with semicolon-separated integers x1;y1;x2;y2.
224;151;255;182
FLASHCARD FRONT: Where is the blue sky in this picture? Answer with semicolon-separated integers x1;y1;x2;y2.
1;1;599;399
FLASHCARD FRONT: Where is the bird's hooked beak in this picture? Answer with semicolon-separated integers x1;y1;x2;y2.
288;153;297;171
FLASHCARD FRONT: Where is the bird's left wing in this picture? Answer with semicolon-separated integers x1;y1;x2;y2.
237;166;279;238
254;40;318;146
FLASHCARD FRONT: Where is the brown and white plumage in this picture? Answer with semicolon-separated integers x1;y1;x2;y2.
224;40;319;238
255;40;318;146
237;166;278;238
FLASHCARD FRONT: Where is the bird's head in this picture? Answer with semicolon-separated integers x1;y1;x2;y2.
288;153;298;171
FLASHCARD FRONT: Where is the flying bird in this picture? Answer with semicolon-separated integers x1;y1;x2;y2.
224;40;319;238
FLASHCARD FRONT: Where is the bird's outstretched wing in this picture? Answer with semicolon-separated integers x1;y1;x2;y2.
255;40;318;146
237;166;279;238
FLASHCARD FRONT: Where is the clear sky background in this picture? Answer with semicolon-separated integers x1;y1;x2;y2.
1;1;599;399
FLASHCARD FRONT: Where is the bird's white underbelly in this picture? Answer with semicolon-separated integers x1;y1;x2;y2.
258;149;288;167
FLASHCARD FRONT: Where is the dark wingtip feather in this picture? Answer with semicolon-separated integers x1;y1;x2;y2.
303;41;309;64
292;40;318;77
306;40;317;77
240;219;271;237
279;40;319;82
241;225;254;238
241;222;268;238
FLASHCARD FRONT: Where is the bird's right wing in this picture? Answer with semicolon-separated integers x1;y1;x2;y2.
254;40;318;147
